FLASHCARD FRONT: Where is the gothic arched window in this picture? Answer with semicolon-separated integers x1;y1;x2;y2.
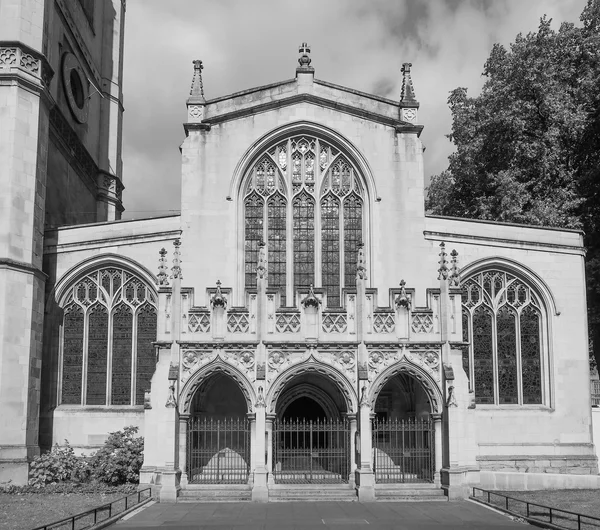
60;267;158;406
242;135;366;308
461;270;544;405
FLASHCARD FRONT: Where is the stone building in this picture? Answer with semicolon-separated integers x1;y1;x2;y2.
1;3;597;500
0;0;124;486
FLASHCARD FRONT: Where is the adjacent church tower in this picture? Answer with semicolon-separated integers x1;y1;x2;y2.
0;0;126;484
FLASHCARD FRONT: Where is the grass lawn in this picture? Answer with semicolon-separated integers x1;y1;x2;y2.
477;489;600;530
0;491;135;530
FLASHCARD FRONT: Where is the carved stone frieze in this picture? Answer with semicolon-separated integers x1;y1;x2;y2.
322;313;347;333
188;312;210;333
411;313;434;333
368;347;440;381
373;312;395;333
275;312;301;333
227;312;250;333
181;347;256;382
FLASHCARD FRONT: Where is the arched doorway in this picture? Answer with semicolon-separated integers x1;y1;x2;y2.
186;373;251;485
271;372;352;484
371;373;435;484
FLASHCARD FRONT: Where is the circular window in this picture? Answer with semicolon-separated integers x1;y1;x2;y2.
61;52;89;123
69;69;85;109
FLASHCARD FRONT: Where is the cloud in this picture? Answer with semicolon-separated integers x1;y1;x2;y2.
121;0;587;219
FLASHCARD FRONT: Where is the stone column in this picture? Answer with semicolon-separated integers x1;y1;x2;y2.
251;388;268;502
347;413;358;488
356;386;375;501
266;414;275;484
178;414;189;488
431;413;443;487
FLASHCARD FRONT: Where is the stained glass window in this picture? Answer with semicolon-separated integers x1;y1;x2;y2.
294;192;315;290
497;306;518;404
86;304;108;405
111;303;132;405
60;267;158;406
62;304;84;404
521;306;542;404
136;304;157;405
321;194;340;307
244;193;264;291
343;194;362;289
268;193;287;305
473;306;494;404
461;270;545;405
242;134;365;309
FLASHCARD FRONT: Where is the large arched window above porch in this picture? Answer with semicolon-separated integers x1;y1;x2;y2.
241;134;367;308
59;266;158;406
461;269;547;406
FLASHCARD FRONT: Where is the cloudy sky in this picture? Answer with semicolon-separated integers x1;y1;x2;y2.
120;0;588;220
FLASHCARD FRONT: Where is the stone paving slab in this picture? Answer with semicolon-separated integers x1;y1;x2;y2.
112;500;528;529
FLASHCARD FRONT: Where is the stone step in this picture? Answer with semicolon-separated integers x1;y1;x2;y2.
375;484;447;501
179;484;252;502
269;485;357;502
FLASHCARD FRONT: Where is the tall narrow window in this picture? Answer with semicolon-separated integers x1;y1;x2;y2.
111;303;133;405
60;267;157;406
520;306;542;404
62;305;84;404
343;194;362;289
268;193;287;305
473;306;494;404
244;193;264;291
321;194;340;307
293;192;315;290
462;269;545;405
86;304;108;405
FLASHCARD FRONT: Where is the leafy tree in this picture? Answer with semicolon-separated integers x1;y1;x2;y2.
426;0;600;370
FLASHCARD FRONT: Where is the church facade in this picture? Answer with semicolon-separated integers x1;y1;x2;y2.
1;1;598;501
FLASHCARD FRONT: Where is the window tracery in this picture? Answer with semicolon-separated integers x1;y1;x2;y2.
461;270;544;405
243;134;365;307
60;267;158;406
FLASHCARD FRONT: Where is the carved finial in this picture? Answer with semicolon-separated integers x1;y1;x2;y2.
298;42;312;69
395;279;411;309
301;284;321;309
437;242;449;281
157;248;169;286
449;249;460;287
256;240;267;280
189;59;205;101
356;242;367;281
400;62;417;104
171;239;182;280
165;382;176;408
211;279;227;309
255;386;265;408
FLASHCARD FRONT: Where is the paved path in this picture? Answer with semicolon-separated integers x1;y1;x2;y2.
113;500;528;529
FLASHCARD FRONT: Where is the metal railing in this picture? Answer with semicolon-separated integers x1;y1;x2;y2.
272;418;350;484
592;380;600;407
187;417;250;484
31;488;151;530
472;487;600;530
372;418;434;484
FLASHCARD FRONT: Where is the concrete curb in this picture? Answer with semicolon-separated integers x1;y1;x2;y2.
89;496;154;530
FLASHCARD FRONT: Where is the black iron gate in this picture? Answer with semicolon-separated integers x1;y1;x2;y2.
187;417;250;484
273;418;351;484
372;417;434;483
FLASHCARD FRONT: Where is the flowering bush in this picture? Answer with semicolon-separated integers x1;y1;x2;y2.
89;426;144;484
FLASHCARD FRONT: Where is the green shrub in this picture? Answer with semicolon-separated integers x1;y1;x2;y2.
90;426;144;485
29;441;90;487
